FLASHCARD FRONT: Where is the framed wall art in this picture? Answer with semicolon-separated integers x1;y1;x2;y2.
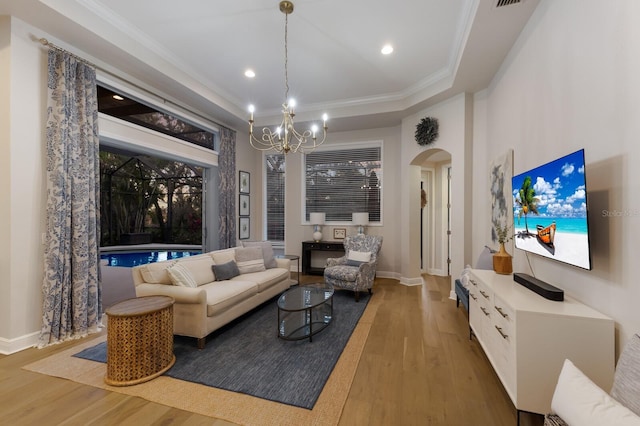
333;228;346;239
239;171;250;194
239;194;250;216
489;149;514;243
239;217;250;240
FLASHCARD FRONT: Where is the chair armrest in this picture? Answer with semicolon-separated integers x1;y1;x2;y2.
326;256;347;268
135;283;206;304
357;261;378;275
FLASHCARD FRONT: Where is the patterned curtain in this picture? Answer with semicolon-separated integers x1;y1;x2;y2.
218;127;237;248
38;49;102;348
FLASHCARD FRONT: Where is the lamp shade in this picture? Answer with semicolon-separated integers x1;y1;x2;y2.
309;212;325;225
352;212;369;225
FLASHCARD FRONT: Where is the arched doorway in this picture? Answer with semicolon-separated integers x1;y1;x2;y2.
412;148;452;276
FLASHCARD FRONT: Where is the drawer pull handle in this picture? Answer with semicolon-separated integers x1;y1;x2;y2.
495;306;509;318
480;290;489;299
470;293;478;301
480;307;490;316
470;279;477;286
495;326;508;339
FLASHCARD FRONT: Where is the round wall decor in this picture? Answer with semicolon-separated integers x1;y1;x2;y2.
415;116;439;146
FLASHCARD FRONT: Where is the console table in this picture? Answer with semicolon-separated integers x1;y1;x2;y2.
468;269;614;419
301;240;345;275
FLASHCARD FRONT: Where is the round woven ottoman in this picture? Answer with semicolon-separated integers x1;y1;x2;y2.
104;295;175;386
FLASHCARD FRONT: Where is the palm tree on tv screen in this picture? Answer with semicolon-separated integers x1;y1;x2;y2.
515;176;539;235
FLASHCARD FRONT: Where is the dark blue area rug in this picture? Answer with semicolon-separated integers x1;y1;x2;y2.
74;289;369;409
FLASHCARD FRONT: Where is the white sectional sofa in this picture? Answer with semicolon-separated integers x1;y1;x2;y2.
132;243;291;348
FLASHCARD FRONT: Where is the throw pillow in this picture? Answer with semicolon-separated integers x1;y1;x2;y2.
139;260;176;284
348;250;371;263
235;246;266;274
167;263;198;288
551;359;640;426
212;260;240;281
211;248;236;265
175;257;215;286
611;334;640;416
242;241;277;269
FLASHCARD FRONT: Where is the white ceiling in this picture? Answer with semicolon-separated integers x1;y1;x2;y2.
2;0;539;132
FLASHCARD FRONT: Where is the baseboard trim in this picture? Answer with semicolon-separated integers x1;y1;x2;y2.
399;276;424;287
375;270;400;280
0;331;39;355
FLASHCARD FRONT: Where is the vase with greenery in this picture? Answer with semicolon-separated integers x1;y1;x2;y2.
493;223;513;275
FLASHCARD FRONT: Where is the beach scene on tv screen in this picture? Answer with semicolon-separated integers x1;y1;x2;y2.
512;150;591;270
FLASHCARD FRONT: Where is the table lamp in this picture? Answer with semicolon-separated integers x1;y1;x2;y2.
352;212;369;235
309;212;325;242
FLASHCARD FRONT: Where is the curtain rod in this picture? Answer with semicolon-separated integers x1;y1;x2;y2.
36;37;235;134
39;38;97;69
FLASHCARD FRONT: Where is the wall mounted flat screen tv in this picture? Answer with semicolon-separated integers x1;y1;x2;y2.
512;149;592;270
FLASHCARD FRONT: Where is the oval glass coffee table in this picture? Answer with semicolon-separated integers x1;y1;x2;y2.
277;282;334;342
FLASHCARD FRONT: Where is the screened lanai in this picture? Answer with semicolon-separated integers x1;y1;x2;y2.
100;147;204;247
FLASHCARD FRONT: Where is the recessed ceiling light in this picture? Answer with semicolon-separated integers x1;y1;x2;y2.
112;94;124;101
381;44;394;55
245;69;256;78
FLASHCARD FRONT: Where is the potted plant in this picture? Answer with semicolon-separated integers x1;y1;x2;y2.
493;223;513;275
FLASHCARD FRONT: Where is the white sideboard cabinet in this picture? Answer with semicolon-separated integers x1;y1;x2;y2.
468;269;614;417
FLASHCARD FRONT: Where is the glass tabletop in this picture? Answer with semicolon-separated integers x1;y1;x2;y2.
276;254;300;260
277;282;334;311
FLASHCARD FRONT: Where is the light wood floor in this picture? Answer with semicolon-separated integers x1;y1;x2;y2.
0;275;543;425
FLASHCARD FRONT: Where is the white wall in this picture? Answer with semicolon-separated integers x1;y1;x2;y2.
0;17;48;353
0;16;11;342
474;0;640;353
401;93;474;288
235;127;261;243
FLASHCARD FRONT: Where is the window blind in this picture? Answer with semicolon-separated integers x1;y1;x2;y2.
265;154;285;242
305;146;381;222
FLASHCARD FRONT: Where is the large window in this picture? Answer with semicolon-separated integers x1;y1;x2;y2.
100;149;203;246
266;154;286;242
305;143;382;223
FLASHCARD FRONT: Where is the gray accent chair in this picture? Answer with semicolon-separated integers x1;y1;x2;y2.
544;333;640;425
324;234;383;301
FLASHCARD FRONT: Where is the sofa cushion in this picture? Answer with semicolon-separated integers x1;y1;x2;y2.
230;267;289;292
203;280;258;316
551;359;640;426
167;263;198;288
212;260;240;281
241;241;277;269
235;247;266;274
611;334;640;416
139;261;175;285
175;256;215;286
211;248;236;265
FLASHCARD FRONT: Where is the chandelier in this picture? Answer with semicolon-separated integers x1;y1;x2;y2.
248;1;328;154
